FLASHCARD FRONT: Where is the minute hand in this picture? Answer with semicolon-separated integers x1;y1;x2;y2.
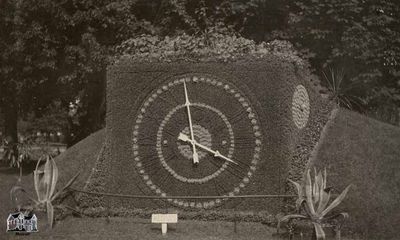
183;81;199;164
178;133;238;165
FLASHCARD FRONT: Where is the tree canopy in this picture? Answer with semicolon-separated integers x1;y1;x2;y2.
285;0;400;120
1;0;399;149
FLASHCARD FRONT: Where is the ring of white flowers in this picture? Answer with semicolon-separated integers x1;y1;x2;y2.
292;85;310;129
132;76;262;209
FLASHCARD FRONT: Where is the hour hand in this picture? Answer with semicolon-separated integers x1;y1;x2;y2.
178;133;191;142
178;133;199;164
192;151;199;164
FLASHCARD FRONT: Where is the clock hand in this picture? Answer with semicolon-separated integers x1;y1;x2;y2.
183;81;199;164
178;133;238;165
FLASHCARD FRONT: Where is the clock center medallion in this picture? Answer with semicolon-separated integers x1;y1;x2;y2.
177;124;212;160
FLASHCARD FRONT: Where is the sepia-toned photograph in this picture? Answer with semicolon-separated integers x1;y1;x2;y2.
0;0;399;239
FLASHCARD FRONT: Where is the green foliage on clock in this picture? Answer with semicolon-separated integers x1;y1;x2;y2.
131;75;262;209
98;55;333;211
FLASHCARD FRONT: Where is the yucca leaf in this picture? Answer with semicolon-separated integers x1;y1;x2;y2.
316;189;331;216
44;156;53;199
33;157;43;200
10;186;22;211
288;179;302;197
35;169;47;202
316;171;323;189
323;71;334;94
323;168;327;189
10;186;39;206
305;169;316;215
277;214;308;233
321;185;351;217
279;214;308;222
295;198;306;212
49;157;58;198
46;201;54;229
289;179;304;210
324;212;349;221
313;167;317;194
312;168;317;203
315;170;324;204
51;170;81;202
319;174;326;204
316;170;328;215
313;222;326;240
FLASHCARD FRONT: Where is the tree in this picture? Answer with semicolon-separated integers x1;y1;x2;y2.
1;0;58;148
283;0;400;123
53;0;153;144
0;0;151;148
132;0;262;35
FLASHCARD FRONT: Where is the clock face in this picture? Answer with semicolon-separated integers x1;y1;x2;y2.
132;75;262;209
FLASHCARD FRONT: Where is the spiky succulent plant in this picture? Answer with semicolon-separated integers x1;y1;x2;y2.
10;155;80;229
278;168;351;240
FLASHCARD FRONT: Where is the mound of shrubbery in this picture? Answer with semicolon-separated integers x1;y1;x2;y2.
115;32;306;67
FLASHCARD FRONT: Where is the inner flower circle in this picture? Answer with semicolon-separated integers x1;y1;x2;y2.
177;124;212;160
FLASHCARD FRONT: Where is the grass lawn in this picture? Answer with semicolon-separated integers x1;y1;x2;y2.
0;166;278;240
0;162;357;240
0;160;277;240
3;217;279;240
0;168;360;240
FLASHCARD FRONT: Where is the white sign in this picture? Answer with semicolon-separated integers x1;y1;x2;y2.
151;214;178;235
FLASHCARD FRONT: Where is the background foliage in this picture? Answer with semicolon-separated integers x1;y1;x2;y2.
1;0;399;150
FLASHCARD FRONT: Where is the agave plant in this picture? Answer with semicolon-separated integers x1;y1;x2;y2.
322;68;365;111
278;168;351;240
10;155;80;229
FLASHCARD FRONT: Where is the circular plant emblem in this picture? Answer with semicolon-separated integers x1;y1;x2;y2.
292;85;310;129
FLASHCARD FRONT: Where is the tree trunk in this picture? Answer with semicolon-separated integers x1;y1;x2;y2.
3;90;18;144
1;86;19;165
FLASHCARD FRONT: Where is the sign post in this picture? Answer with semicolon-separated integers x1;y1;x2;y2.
151;213;178;235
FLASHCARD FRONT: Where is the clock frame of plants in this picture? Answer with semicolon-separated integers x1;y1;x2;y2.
132;74;262;209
